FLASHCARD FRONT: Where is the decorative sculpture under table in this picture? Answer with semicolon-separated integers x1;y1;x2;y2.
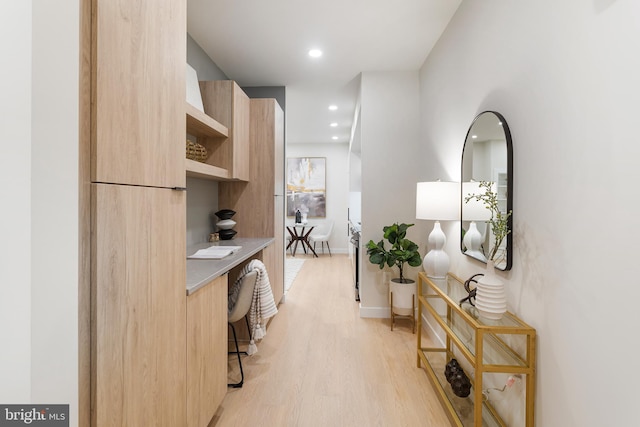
445;358;472;398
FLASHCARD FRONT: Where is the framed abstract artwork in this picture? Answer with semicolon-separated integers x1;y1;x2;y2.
286;157;326;218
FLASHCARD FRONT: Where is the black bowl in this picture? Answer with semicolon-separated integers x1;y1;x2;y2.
215;209;236;220
218;229;237;240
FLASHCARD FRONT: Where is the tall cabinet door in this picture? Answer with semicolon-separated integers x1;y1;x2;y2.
91;0;186;188
271;102;285;304
91;184;186;426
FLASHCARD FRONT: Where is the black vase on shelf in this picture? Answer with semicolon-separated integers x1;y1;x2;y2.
218;229;237;240
215;209;236;220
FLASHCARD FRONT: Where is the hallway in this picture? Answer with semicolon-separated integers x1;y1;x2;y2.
214;254;450;426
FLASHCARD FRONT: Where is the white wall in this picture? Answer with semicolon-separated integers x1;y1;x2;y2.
286;143;349;253
0;0;32;403
0;1;80;424
359;71;424;317
32;1;79;419
419;1;640;425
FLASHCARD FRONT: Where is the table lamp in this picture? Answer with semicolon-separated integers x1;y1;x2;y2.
416;181;459;279
462;181;492;262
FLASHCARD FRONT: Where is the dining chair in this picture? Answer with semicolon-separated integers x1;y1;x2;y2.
309;219;334;256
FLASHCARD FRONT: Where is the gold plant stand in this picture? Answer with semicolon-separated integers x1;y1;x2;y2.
390;291;415;333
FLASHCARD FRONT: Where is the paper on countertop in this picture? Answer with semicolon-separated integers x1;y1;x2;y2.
187;245;242;259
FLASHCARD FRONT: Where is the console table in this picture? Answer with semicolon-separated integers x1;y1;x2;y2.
417;272;536;426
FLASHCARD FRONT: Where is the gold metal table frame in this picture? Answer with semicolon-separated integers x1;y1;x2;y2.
417;272;536;426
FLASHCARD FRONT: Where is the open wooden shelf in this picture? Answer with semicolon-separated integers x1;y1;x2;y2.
186;102;228;138
185;159;230;181
185;102;231;181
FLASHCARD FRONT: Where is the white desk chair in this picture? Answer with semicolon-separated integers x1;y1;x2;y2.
227;270;258;388
309;219;334;256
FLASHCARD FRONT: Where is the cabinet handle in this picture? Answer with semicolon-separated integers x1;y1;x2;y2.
172;187;187;191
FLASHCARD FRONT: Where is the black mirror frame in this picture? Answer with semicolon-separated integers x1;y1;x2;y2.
460;111;513;271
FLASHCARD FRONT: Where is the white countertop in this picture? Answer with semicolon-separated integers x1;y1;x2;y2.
186;237;274;295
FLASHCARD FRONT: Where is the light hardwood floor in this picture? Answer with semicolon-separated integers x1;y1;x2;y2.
213;254;451;426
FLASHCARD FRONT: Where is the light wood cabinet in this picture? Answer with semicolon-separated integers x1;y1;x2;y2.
88;0;283;421
187;275;228;427
89;0;188;425
196;81;251;181
219;98;285;304
91;0;185;188
91;184;186;426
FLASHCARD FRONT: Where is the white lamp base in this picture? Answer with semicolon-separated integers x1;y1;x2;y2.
423;221;449;279
463;221;487;262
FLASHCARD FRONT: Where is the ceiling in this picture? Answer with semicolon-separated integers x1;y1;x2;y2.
187;0;461;146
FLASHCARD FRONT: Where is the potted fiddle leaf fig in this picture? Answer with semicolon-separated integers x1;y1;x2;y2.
366;223;422;317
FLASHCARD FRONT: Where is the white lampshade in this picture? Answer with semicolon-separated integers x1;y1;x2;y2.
416;181;460;220
416;181;459;279
462;181;492;221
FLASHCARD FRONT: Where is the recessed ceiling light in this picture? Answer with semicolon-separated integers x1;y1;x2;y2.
332;136;338;140
308;49;323;58
328;105;338;111
472;135;478;139
330;122;338;127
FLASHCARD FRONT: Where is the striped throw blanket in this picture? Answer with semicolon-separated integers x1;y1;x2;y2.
230;259;278;354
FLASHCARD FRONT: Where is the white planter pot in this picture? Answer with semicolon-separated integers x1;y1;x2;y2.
390;278;415;316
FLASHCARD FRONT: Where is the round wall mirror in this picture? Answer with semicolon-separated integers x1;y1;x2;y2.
461;111;513;271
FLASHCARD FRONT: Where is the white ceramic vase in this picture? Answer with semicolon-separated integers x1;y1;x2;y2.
216;219;236;230
474;261;507;320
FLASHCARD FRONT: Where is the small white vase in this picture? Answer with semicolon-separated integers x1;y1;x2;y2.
475;261;507;320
